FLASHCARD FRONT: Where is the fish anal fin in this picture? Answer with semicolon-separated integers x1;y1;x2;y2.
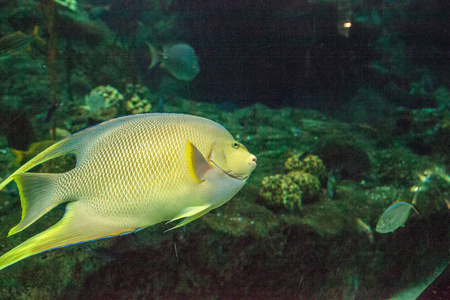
0;202;137;271
186;140;212;183
165;205;211;232
411;204;420;215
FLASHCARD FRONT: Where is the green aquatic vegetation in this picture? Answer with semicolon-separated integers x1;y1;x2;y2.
0;26;45;61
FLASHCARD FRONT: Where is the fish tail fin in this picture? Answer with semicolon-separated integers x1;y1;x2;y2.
146;42;161;69
8;173;64;236
0;202;137;271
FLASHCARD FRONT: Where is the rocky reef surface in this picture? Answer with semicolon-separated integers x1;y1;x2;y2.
0;96;448;299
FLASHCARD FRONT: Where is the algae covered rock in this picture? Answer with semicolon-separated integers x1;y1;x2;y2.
84;85;124;121
124;83;153;115
285;153;327;178
288;171;321;201
260;174;302;211
260;153;326;211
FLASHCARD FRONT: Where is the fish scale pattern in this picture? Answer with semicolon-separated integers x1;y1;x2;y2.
57;114;233;225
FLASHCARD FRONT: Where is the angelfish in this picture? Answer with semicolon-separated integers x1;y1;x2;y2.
0;113;257;270
376;201;419;233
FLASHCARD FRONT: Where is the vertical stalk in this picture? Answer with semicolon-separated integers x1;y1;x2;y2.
41;0;58;139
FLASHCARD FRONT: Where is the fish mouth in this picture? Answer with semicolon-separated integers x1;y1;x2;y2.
210;155;257;181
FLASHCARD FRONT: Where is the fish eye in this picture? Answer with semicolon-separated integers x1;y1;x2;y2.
232;142;240;149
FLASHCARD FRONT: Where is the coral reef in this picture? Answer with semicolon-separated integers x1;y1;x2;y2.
0;100;449;300
124;83;153;114
260;154;325;211
285;153;327;177
84;85;124;121
260;174;302;211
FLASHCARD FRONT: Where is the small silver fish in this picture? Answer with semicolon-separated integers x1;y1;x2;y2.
147;42;200;81
376;201;419;233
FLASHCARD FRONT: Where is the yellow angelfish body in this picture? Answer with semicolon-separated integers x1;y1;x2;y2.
0;113;257;270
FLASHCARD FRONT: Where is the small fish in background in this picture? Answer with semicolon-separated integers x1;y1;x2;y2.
147;43;200;81
0;26;45;61
376;196;420;233
0;113;257;270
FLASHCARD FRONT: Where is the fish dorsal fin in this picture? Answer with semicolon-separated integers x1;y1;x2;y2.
393;200;420;215
165;205;211;232
0;115;143;191
186;140;212;183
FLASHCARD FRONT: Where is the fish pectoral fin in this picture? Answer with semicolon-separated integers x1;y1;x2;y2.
0;202;137;271
166;205;210;223
186;140;212;183
165;205;211;232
